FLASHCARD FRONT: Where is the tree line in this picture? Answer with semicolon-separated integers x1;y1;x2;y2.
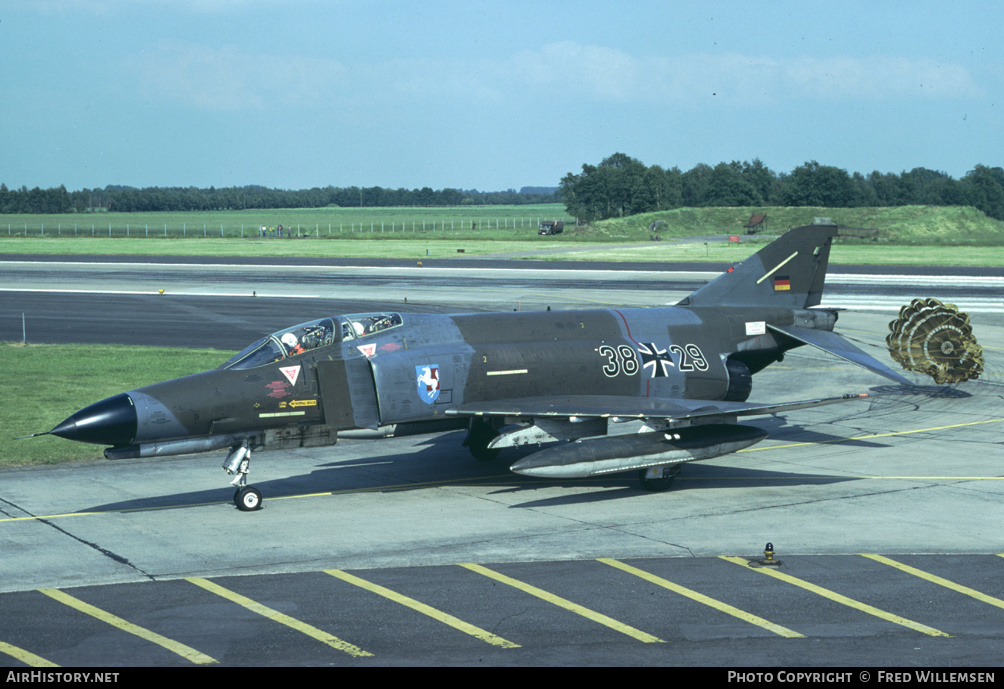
0;184;560;215
560;154;1004;222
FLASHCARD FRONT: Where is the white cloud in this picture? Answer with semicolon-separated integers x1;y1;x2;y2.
12;0;284;13
509;41;641;100
499;43;981;105
782;55;979;100
135;40;346;111
130;38;982;114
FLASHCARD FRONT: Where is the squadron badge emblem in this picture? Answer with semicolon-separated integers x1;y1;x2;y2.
416;364;441;404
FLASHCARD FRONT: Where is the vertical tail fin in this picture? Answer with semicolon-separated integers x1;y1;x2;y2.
678;223;837;308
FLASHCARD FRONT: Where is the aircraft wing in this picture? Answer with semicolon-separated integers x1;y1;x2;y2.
445;392;871;421
769;324;914;386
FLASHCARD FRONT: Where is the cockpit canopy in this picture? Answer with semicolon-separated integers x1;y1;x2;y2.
221;312;403;370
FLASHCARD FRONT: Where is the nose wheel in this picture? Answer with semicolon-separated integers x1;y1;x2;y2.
223;443;263;511
234;485;263;511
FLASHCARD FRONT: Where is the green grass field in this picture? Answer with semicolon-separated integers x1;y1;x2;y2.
1;344;236;466
530;240;1004;268
3;229;1003;267
2;204;1002;266
0;204;575;240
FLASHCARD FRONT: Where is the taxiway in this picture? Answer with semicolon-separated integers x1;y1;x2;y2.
1;255;1002;666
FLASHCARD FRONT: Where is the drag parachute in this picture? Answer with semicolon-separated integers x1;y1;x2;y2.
887;298;983;384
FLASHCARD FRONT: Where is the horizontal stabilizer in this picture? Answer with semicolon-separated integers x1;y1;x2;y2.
770;324;913;386
447;392;871;421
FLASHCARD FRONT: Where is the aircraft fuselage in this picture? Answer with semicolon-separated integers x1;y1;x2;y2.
53;304;828;460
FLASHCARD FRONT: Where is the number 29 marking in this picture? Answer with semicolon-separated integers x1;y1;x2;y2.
670;344;709;371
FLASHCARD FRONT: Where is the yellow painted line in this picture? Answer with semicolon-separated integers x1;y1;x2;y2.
856;476;1004;480
719;556;950;637
738;417;1004;454
325;569;519;649
185;577;372;657
38;588;217;664
458;562;663;643
861;554;1004;611
0;640;59;667
1;511;109;524
597;558;804;638
6;446;1004;527
0;501;224;523
676;475;1004;482
0;476;519;523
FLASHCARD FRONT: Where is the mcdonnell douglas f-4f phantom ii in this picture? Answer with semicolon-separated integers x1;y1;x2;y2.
42;223;916;511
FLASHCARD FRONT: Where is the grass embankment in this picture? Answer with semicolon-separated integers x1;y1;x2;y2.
0;344;235;466
2;205;1002;266
585;205;1004;245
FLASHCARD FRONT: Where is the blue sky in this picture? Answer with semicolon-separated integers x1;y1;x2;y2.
3;0;1001;192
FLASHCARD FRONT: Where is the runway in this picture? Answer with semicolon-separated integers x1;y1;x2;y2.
1;255;1003;666
2;256;1003;348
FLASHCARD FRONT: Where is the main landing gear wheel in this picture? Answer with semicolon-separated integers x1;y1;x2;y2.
638;465;681;492
465;420;501;461
235;486;263;512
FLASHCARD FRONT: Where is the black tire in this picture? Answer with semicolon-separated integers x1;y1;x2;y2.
466;422;501;461
638;466;680;492
235;486;263;511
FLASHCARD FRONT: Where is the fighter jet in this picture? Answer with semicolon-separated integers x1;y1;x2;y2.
42;223;913;510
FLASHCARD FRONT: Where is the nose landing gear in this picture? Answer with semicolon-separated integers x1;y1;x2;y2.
223;443;262;511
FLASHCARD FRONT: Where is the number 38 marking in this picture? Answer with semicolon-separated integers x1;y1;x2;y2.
598;344;639;377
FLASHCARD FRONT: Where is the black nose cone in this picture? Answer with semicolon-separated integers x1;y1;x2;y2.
49;393;138;446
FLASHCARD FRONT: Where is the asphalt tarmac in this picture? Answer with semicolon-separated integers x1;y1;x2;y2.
1;256;1003;667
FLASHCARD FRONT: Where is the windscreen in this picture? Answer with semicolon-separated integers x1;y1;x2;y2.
220;315;401;370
